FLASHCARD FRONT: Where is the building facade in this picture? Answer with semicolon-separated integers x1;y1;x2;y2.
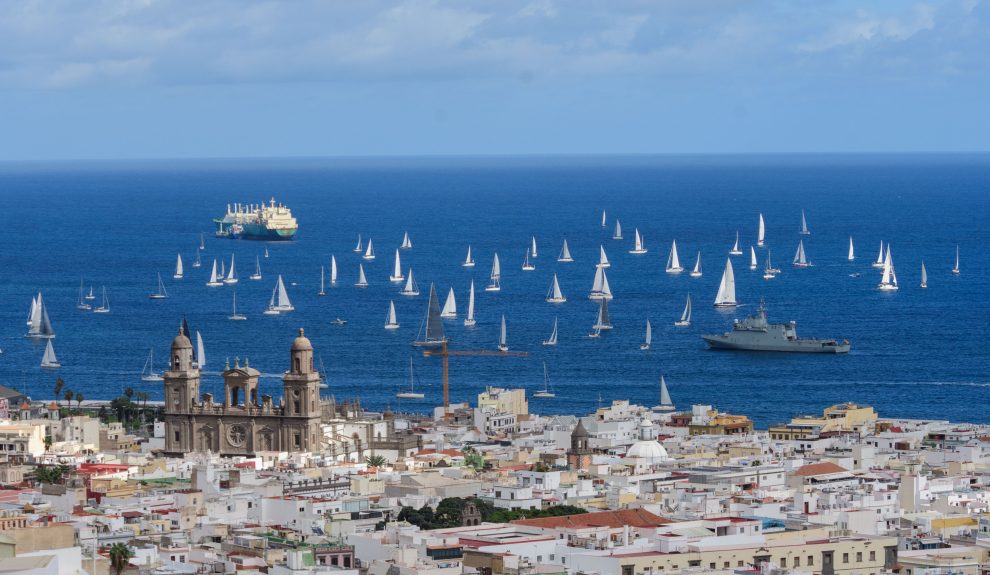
164;328;322;456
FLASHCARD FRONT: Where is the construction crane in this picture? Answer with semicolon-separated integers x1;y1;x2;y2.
422;340;527;415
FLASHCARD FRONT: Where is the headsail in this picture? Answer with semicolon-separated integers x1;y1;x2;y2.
714;258;737;307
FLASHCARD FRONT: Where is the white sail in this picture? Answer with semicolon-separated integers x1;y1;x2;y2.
401;268;419;295
41;339;60;368
273;274;295;310
598;245;610;268
601;209;607;227
793;240;809;266
590;266;613;299
546;274;566;303
354;234;363;253
601;268;612;299
657;375;674;410
676;294;692;325
641;320;652;349
543;318;558;346
150;272;169;299
498;315;508;351
522;250;535;271
355;264;369;287
195;331;206;368
629;228;647;254
27;293;41;329
593;298;612;330
330;255;337;285
224;254;237;284
800;209;810;235
440;287;457;318
531;236;538;258
318;266;326;296
251;256;262;280
174;254;184;279
953;245;960;275
878;246;898;290
690;252;702;277
666;240;683;273
463;245;475;267
465;280;476;326
385;300;400;329
193;250;201;268
207;259;222;286
492;253;501;278
401;231;412;250
28;295;55;338
613;219;622;239
848;237;855;261
757;213;766;247
714;258;737;306
558;239;573;262
390;249;405;282
730;231;742;255
363;239;375;260
921;261;928;288
750;246;758;269
873;241;885;268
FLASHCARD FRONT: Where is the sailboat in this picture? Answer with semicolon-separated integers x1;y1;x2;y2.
799;209;810;235
440;287;457;318
872;241;886;268
589;265;613;300
848;237;855;261
639;320;652;350
353;234;363;253
592;298;613;331
413;283;447;347
250;256;262;280
174;254;184;279
330;255;338;286
149;272;169;299
464;281;477;326
749;246;758;270
542;317;558;346
522;250;535;271
141;349;164;381
952;245;960;275
27;293;55;338
384;300;400;330
546;274;566;303
401;231;413;250
463;245;475;267
85;286;95;300
713;259;737;307
199;232;205;251
729;231;743;255
390;249;405;282
629;228;647;254
266;274;295;313
531;236;538;258
653;375;675;412
558;239;574;262
675;294;692;326
363;239;375;261
220;258;226;280
318;355;329;389
534;362;556;398
229;290;247;320
206;259;223;287
920;261;928;288
666;240;684;273
793;240;811;268
690;252;703;277
497;315;509;351
486;253;501;292
77;281;91;310
763;249;777;280
41;339;60;369
598;245;610;268
612;220;623;240
192;249;202;268
397;358;425;399
93;287;110;313
757;213;766;247
601;209;607;227
355;264;369;288
195;332;206;368
264;247;269;258
400;268;420;296
318;266;326;296
878;246;899;291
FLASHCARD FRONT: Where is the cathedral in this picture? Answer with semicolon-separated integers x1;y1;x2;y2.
163;327;323;456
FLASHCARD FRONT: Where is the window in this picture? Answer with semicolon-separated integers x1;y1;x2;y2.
723;562;730;568
843;553;849;563
794;557;800;567
857;552;863;562
709;563;716;569
780;558;786;568
174;431;180;442
621;566;634;575
737;561;744;567
808;556;814;566
869;551;876;562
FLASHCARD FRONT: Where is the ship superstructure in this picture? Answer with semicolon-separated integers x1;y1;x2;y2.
703;302;850;353
215;198;298;240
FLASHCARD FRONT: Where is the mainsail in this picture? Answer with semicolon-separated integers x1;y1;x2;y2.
714;258;737;307
441;287;457;318
414;284;446;347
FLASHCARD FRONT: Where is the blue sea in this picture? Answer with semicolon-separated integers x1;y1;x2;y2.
1;154;988;426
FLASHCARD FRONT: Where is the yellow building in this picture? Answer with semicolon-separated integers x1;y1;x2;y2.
770;403;877;440
478;388;528;418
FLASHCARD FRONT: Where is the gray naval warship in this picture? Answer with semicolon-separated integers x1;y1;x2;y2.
703;302;850;353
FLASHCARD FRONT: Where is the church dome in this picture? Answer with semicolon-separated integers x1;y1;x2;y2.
172;325;192;350
291;328;313;351
627;440;668;461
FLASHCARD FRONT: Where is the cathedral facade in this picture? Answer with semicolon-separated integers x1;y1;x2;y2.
163;327;323;456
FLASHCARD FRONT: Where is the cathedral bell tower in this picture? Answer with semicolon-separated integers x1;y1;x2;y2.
164;325;201;454
282;328;323;452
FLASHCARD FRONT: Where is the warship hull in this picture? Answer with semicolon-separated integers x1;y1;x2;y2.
702;335;850;353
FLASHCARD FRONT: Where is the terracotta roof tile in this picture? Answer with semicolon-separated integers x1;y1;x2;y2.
511;508;670;529
793;462;849;477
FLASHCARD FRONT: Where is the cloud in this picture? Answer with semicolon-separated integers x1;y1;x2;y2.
798;4;937;53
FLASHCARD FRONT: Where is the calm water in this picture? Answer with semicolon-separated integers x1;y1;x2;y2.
1;154;988;426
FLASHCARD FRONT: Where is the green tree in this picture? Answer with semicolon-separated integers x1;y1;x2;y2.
43;435;53;453
35;464;71;485
54;378;64;407
75;392;84;411
124;388;134;400
435;497;465;527
108;542;132;575
63;390;73;412
365;455;387;468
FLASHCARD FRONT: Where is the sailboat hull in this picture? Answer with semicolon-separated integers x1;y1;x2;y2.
396;392;424;399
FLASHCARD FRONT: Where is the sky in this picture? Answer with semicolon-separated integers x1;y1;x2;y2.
0;0;987;160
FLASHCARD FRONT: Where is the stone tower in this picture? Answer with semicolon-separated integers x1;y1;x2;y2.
281;329;323;452
164;326;201;453
567;419;593;471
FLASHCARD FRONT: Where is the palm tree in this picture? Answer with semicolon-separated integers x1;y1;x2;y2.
108;542;132;575
54;378;64;408
75;392;84;411
124;387;134;400
365;454;387;468
63;390;73;412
